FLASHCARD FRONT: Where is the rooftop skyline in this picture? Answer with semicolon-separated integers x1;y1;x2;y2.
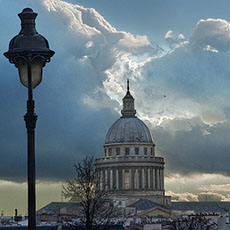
1;0;230;215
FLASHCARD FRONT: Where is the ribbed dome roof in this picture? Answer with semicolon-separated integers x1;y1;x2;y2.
105;117;154;144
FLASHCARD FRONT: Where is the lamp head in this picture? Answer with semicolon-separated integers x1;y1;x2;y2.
4;8;55;88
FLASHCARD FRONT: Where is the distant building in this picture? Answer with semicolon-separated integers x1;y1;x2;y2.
0;216;13;225
95;80;170;208
171;201;230;216
37;200;230;229
37;202;81;222
128;199;171;218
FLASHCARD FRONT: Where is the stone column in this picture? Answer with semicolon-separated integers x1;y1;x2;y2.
161;168;164;190
148;168;151;189
133;170;136;189
152;168;156;190
136;168;139;189
122;169;125;189
142;168;145;189
131;169;135;189
116;168;119;190
155;168;158;190
159;168;162;190
129;169;132;189
157;168;160;190
157;168;161;190
160;168;162;190
160;168;164;190
105;169;108;190
110;169;113;189
149;168;153;189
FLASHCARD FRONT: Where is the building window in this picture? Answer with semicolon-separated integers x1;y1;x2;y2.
116;147;120;155
109;148;112;156
125;148;130;155
144;147;147;155
104;148;107;156
151;147;153;155
135;147;139;155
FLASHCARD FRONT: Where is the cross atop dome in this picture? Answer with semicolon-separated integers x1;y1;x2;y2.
121;79;136;117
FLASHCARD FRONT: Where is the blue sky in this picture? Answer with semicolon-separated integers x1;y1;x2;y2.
2;0;230;215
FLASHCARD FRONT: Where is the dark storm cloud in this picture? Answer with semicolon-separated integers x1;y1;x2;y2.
0;56;117;181
0;0;119;182
153;120;230;175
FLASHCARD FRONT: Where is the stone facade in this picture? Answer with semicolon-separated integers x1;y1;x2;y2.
95;80;170;207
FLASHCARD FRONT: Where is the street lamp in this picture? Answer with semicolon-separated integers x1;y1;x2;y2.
4;8;54;230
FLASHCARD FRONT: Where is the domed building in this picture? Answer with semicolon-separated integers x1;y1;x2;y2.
95;81;171;207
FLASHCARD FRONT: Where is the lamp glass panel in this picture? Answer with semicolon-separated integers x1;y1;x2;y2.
18;63;28;88
31;61;43;89
18;60;43;89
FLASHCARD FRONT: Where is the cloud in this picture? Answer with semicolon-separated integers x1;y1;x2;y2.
2;0;230;217
190;19;230;52
1;0;230;183
167;191;198;202
97;18;230;176
166;174;230;202
155;121;230;175
165;30;173;40
203;45;219;53
0;0;156;182
102;25;230;132
200;184;230;193
167;190;230;202
164;30;186;49
198;192;230;202
118;34;151;54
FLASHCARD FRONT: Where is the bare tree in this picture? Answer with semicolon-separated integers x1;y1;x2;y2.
62;157;118;230
169;214;217;230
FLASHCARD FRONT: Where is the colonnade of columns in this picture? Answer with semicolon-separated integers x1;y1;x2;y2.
98;167;164;191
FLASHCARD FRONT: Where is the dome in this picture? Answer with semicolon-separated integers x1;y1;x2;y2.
105;117;154;145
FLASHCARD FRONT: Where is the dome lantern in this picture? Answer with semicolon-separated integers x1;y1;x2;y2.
121;79;136;117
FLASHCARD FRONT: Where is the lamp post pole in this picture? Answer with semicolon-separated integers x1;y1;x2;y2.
25;56;37;230
4;8;54;230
